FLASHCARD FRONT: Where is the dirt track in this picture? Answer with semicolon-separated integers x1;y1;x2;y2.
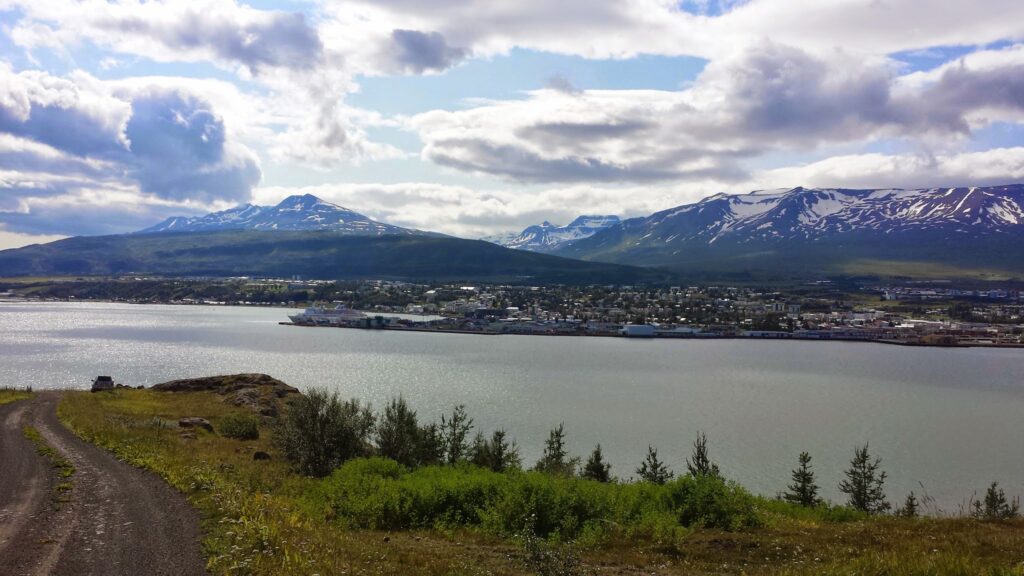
0;393;206;576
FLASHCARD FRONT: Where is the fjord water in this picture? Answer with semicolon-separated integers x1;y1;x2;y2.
3;301;1022;508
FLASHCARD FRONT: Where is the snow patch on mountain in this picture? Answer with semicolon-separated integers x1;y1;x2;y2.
611;185;1024;247
486;215;621;253
137;194;424;236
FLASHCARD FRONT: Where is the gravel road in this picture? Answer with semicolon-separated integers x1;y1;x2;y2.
0;393;206;576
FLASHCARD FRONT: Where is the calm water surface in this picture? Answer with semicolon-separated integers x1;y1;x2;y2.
2;301;1022;508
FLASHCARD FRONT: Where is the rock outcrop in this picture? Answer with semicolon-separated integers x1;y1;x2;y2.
153;374;299;417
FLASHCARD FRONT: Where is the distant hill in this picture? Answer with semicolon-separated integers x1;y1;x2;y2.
557;185;1024;281
485;215;620;253
139;194;429;236
0;230;672;284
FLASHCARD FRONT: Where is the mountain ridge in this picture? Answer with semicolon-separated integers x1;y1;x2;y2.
485;214;621;253
556;185;1024;279
0;230;672;284
139;194;429;236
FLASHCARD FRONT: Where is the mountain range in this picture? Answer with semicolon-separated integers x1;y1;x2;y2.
139;194;426;236
3;186;1023;283
557;185;1024;280
485;215;621;253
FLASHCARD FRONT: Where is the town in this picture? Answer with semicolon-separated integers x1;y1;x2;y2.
4;277;1023;347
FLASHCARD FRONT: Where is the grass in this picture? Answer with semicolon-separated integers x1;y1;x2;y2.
0;387;33;406
57;388;1024;575
841;259;1020;281
23;424;75;506
22;425;75;479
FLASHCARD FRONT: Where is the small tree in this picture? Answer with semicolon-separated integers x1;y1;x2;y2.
838;443;890;514
534;423;578;476
900;492;919;518
582;444;612;482
441;404;474;465
274;388;375;477
783;451;821;507
416;421;444;466
376;396;421;467
974;482;1021;520
636;445;673;484
686;431;720;478
469;429;522;472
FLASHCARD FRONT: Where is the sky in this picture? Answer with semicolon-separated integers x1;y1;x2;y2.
1;0;1024;248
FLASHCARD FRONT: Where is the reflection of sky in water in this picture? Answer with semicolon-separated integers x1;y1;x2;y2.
2;301;1022;509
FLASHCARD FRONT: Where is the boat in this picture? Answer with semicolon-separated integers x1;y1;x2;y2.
288;305;368;326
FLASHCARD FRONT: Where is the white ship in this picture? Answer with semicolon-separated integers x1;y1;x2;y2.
288;305;367;326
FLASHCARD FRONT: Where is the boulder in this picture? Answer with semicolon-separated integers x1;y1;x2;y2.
178;417;213;432
253;451;271;461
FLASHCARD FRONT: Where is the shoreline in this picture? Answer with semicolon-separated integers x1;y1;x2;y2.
278;321;1024;349
5;299;1020;350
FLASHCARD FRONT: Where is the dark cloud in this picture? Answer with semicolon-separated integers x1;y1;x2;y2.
0;104;125;159
125;91;260;203
516;120;654;143
923;61;1024;126
425;138;748;183
546;74;580;94
390;29;468;73
698;44;900;142
107;10;323;73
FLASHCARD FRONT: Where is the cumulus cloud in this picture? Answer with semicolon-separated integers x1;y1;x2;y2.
2;0;395;168
123;90;261;203
410;42;1024;184
0;67;262;236
0;65;130;157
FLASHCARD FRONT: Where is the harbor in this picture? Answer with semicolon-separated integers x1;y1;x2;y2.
281;305;1024;347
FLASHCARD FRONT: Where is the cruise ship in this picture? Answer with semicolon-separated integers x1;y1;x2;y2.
288;305;368;326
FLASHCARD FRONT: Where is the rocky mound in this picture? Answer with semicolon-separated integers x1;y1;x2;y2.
152;373;299;416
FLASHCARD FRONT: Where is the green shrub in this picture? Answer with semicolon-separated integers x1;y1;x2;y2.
305;457;761;541
218;413;260;440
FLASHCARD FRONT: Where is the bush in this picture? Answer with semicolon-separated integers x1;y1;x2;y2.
305;458;761;540
218;413;260;440
274;388;375;477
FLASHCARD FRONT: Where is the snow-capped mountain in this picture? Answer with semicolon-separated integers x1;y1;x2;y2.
558;185;1024;274
138;194;425;236
487;215;621;253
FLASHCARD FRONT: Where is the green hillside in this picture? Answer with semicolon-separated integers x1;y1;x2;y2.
0;230;673;284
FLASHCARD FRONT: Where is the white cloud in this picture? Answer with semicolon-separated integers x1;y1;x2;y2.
0;67;265;235
410;43;1024;184
332;0;1024;61
760;147;1024;190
